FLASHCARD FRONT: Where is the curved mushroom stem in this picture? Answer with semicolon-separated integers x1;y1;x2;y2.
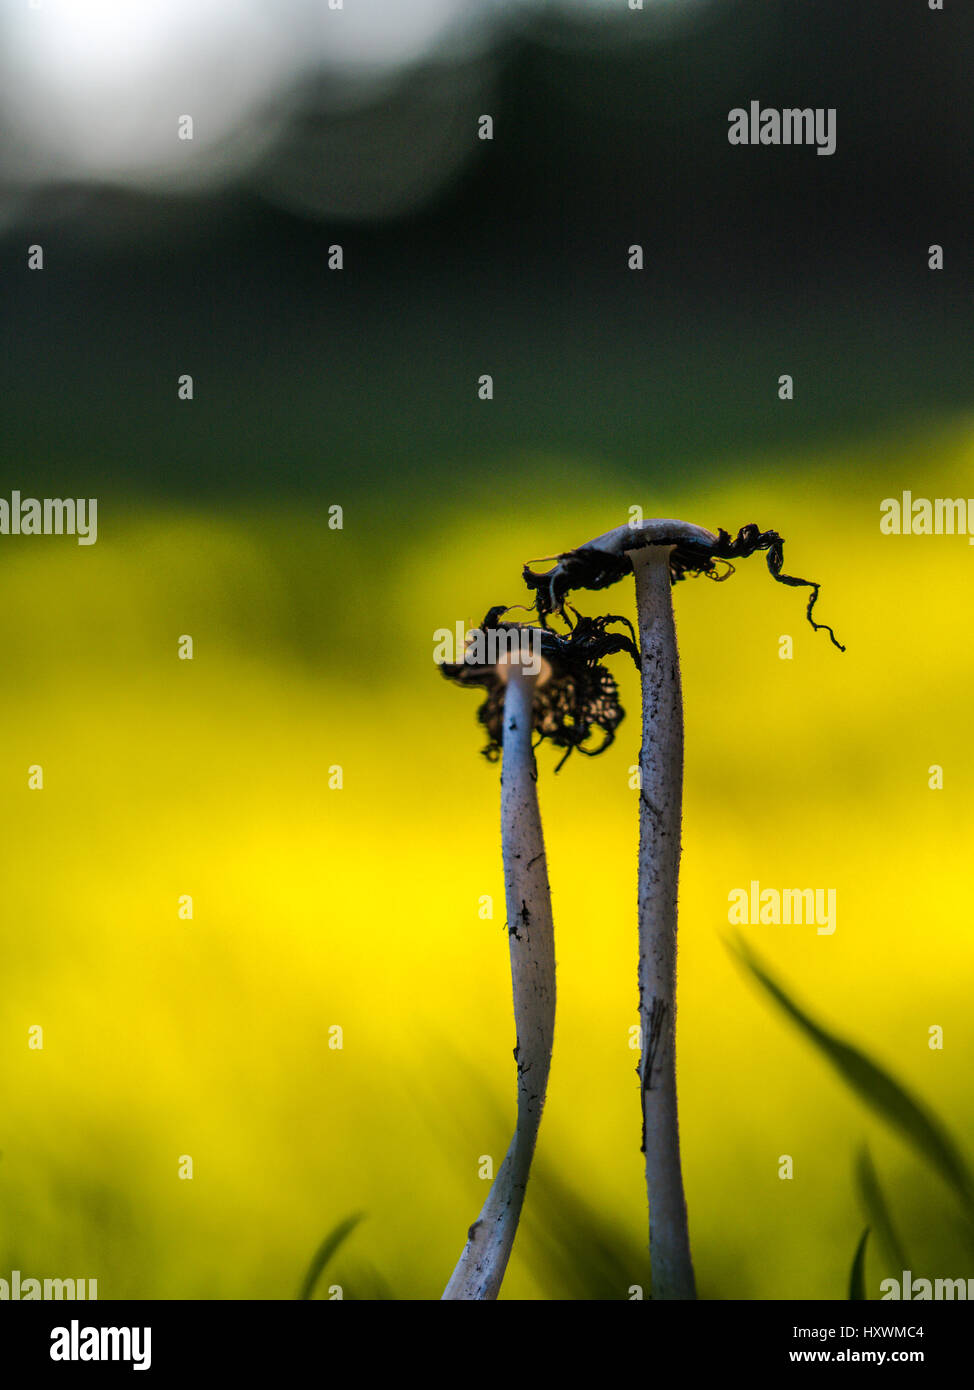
629;544;696;1300
441;662;556;1300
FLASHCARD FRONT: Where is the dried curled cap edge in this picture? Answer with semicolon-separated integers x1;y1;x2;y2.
523;519;845;651
441;607;640;770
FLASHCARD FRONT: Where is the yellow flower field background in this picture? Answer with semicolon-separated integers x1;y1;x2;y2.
3;419;973;1299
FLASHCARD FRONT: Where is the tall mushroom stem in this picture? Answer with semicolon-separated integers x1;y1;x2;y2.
628;544;696;1300
442;662;556;1300
518;516;844;1299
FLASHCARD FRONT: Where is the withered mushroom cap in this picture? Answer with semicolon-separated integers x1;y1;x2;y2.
441;608;640;768
523;520;845;650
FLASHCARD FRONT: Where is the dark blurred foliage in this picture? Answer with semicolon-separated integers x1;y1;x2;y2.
1;0;970;505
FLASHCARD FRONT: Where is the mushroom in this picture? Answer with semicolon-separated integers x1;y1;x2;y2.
523;520;844;1300
439;607;637;1300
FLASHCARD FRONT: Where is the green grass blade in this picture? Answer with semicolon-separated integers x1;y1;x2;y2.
730;936;974;1214
523;1164;652;1300
298;1213;365;1300
849;1227;870;1300
855;1146;908;1272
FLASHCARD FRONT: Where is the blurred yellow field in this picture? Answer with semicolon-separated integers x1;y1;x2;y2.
3;421;972;1300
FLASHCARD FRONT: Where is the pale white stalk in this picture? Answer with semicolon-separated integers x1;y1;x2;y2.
523;516;825;1298
530;516;713;1298
628;543;696;1300
442;662;556;1300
